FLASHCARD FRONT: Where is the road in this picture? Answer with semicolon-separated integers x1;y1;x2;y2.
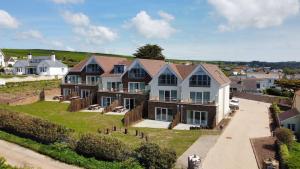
0;139;81;169
202;98;271;169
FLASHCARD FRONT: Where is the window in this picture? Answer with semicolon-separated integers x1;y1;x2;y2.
39;67;47;73
159;90;177;102
63;88;72;96
128;65;146;79
189;75;211;87
16;67;22;72
86;64;100;73
187;110;207;126
67;75;80;84
158;73;177;86
107;82;122;90
287;124;296;132
129;82;145;92
80;89;90;98
102;97;112;107
113;65;125;74
256;83;261;89
86;76;99;85
155;107;173;122
190;92;210;104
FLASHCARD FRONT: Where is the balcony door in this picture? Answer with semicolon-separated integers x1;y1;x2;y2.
124;98;135;110
187;110;207;126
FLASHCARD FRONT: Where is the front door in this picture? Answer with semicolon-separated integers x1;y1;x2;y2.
124;98;135;110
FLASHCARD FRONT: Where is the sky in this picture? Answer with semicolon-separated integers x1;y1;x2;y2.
0;0;300;62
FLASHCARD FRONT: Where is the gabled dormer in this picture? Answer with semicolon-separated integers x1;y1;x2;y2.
189;67;211;87
113;64;126;74
85;58;102;74
127;62;147;79
158;67;178;86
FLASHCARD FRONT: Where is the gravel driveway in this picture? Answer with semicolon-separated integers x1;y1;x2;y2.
202;98;271;169
0;140;81;169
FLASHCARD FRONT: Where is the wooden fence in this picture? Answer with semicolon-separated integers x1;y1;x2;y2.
104;100;119;112
168;112;181;129
123;103;144;127
68;95;93;112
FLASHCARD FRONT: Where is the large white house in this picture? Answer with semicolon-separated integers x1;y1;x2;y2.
13;53;68;76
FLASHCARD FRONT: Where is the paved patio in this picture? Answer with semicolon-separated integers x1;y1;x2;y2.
173;123;199;130
133;119;170;129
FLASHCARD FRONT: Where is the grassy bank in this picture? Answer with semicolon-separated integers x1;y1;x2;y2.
0;130;136;169
0;101;203;155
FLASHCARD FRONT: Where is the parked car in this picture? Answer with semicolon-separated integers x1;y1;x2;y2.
230;98;239;110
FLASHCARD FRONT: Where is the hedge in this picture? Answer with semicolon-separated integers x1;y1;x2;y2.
0;131;142;169
0;109;71;144
76;134;131;162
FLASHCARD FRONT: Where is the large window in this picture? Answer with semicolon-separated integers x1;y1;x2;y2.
128;82;145;92
158;73;177;86
86;64;100;73
128;65;146;79
189;75;211;87
190;91;210;104
155;107;173;122
113;65;125;74
80;89;90;98
159;90;177;102
86;76;99;85
39;67;47;73
187;110;207;126
107;82;122;90
67;75;80;84
287;124;296;132
16;67;22;73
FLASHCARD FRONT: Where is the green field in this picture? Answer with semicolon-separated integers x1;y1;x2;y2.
2;49;132;67
0;101;203;155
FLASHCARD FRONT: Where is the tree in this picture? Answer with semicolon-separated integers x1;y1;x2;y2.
275;128;294;146
275;79;300;92
133;44;165;60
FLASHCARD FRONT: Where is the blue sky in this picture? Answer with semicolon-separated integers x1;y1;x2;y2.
0;0;300;61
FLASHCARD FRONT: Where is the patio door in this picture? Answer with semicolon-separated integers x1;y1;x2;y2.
124;98;135;110
155;107;173;122
187;111;207;126
102;97;111;107
80;89;90;98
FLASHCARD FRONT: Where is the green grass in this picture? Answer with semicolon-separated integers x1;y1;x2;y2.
0;80;60;95
0;74;27;79
285;142;300;169
0;101;202;155
2;49;133;67
0;130;138;169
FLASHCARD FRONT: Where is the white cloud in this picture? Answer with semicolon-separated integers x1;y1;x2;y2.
51;0;84;4
0;10;19;29
62;11;90;26
62;11;117;44
17;30;44;40
208;0;300;31
15;29;73;50
127;10;176;39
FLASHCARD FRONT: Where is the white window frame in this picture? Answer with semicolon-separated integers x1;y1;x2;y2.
155;107;173;122
80;89;90;98
190;91;210;104
86;75;99;85
128;82;145;92
159;90;177;102
101;96;112;107
123;98;135;110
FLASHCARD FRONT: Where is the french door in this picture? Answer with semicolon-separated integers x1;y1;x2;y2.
124;98;135;110
187;111;207;126
155;107;173;122
102;97;111;107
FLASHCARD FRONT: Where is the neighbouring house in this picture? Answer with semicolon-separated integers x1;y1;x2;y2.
61;55;231;128
286;74;300;80
5;57;17;67
0;49;5;67
279;90;300;133
13;52;68;76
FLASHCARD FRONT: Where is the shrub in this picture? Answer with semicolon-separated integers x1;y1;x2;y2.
280;144;289;163
275;128;294;146
134;143;177;169
75;133;131;161
0;110;71;144
271;103;281;114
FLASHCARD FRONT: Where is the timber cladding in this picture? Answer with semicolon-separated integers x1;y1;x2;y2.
148;101;217;128
121;71;152;89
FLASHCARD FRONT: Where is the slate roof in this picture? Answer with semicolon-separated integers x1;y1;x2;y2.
279;108;300;121
137;59;166;77
202;63;231;86
39;60;67;67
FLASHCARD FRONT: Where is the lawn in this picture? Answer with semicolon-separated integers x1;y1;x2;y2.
284;142;300;169
0;80;60;95
0;101;202;155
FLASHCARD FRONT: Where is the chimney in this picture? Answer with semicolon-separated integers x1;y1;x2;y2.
28;52;32;60
51;52;56;61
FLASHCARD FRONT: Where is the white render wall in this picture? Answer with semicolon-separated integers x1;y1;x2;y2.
281;115;300;133
216;85;230;123
13;67;26;75
37;67;68;76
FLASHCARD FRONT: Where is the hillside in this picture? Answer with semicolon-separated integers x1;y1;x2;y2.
2;49;132;67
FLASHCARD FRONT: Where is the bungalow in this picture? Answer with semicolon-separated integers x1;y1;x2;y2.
13;52;68;76
279;90;300;133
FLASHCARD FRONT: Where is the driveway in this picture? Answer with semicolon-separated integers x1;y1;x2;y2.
0;140;81;169
202;98;271;169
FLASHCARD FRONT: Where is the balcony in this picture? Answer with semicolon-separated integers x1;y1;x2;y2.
149;96;217;105
98;87;150;95
61;80;99;86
